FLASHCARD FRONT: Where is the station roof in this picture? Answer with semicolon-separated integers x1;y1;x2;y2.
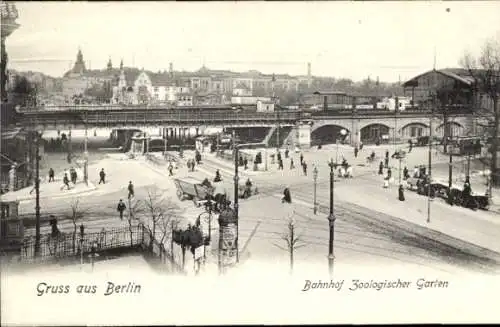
402;68;481;88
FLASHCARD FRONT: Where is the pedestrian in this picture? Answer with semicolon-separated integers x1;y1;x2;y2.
191;158;196;172
285;149;289;159
408;139;413;153
48;168;55;182
463;176;472;204
117;199;127;220
302;162;308;176
403;166;409;180
354;145;359;158
282;187;292;204
383;176;389;188
244;158;248;170
300;153;304;165
398;184;405;201
168;162;174;176
186;159;192;172
378;161;384;175
214;170;222;182
29;178;41;194
278;158;284;170
359;142;364;150
385;150;389;160
290;158;295;169
70;167;77;184
277;151;282;163
387;168;392;180
61;173;70;190
128;181;134;199
384;156;389;168
99;168;106;184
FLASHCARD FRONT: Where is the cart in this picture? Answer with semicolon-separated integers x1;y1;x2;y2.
173;177;214;207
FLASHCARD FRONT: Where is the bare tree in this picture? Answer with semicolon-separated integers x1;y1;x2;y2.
460;37;500;185
127;197;143;247
272;211;306;275
142;187;183;245
66;198;88;254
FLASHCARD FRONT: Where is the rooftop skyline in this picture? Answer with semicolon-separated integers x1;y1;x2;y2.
6;1;500;82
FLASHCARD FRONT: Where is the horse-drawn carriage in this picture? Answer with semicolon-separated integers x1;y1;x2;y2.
447;184;489;210
407;176;490;210
173;177;214;207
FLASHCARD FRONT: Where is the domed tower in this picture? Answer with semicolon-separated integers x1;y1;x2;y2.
71;48;87;75
1;2;20;101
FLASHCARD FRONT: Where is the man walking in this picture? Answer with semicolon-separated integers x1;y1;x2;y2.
168;162;174;176
117;199;127;220
302;161;308;176
290;158;295;169
128;181;134;199
61;173;71;190
29;178;41;195
99;168;106;184
48;168;55;183
70;167;77;184
354;145;359;158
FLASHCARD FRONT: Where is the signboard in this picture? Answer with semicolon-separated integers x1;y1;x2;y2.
220;223;237;267
221;225;236;250
297;124;311;148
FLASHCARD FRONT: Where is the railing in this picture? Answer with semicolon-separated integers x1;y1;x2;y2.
19;109;303;126
16;223;184;273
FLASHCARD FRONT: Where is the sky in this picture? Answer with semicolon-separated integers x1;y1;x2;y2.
5;1;500;83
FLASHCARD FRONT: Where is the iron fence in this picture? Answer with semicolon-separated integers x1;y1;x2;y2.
15;223;182;271
19;225;144;264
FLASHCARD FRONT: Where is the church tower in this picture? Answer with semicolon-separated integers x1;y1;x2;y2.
107;57;112;71
72;48;87;75
120;58;124;70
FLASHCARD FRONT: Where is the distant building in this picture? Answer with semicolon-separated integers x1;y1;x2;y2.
256;100;275;112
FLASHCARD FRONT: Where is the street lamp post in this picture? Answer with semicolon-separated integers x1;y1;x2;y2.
327;159;336;277
34;131;41;256
427;92;435;224
313;166;318;215
84;111;89;186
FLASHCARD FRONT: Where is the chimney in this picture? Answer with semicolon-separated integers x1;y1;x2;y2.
169;62;174;78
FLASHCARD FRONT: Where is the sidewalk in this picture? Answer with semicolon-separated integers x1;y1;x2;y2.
0;179;97;203
332;177;500;255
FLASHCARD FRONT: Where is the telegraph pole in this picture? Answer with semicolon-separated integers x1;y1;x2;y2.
327;159;336;277
427;95;434;224
232;130;239;263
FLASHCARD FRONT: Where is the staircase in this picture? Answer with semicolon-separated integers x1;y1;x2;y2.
266;126;293;148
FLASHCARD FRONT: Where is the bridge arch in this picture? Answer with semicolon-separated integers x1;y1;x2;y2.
149;138;167;152
360;123;391;144
311;124;351;145
436;121;465;138
400;122;429;138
